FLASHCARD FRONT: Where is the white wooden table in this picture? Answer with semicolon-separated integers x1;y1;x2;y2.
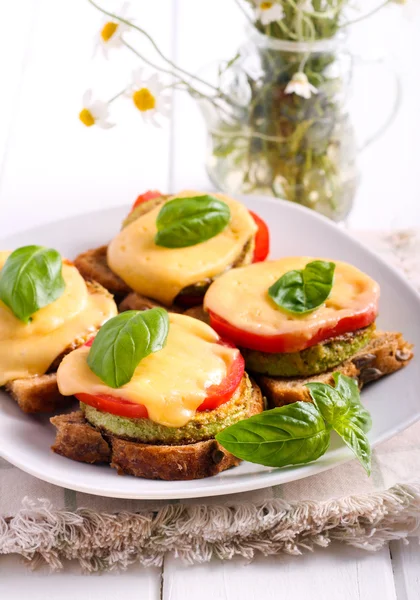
0;1;419;598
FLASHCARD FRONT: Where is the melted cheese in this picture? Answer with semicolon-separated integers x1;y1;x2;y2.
204;257;380;340
0;251;118;385
57;313;239;428
107;190;257;306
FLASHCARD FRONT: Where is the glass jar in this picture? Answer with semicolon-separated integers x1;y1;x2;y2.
197;29;399;221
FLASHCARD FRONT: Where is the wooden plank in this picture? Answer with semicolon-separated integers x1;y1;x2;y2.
0;0;174;237
163;544;397;600
390;538;420;600
0;555;161;600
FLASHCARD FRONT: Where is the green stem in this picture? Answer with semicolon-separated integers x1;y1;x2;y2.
121;40;238;121
107;89;126;104
341;0;391;28
87;0;235;103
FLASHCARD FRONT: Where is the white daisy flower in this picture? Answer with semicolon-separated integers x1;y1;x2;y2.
79;90;114;129
95;2;132;58
126;69;171;127
285;72;318;100
255;1;285;26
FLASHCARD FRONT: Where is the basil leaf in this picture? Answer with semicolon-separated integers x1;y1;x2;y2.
305;381;348;425
0;245;65;323
332;372;360;405
268;260;335;314
155;195;231;248
332;373;372;433
216;402;331;468
306;374;372;434
334;421;371;475
87;308;169;388
306;372;372;473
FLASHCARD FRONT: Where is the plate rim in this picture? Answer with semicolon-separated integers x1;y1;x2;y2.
0;195;419;500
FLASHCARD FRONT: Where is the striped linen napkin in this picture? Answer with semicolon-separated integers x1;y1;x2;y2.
1;229;419;572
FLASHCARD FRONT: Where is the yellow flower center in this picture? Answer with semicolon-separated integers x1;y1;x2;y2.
260;2;273;9
79;108;95;127
101;21;118;42
132;88;156;112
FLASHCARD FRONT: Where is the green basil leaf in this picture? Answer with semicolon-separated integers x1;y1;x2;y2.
155;195;231;248
0;245;65;323
87;308;169;388
334;421;372;475
306;372;372;473
305;381;348;425
268;260;335;314
332;373;372;433
216;402;331;468
332;372;360;405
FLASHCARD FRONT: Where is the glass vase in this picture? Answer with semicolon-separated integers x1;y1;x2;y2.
197;29;399;222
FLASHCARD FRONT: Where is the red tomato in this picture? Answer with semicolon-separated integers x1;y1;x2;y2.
208;306;378;354
76;340;245;418
131;190;162;212
249;210;270;263
76;392;149;418
197;340;245;411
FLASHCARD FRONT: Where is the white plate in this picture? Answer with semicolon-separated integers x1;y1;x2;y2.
0;197;419;499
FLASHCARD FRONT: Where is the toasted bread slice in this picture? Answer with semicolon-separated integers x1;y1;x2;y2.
50;380;264;480
50;411;111;463
257;331;413;407
5;374;69;414
2;280;114;415
74;245;131;297
119;291;183;314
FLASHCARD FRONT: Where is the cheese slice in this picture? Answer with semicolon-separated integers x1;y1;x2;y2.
107;190;257;306
57;313;239;428
0;251;118;385
204;257;380;340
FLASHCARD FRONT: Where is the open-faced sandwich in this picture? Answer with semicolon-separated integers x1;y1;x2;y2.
204;257;414;407
74;190;269;311
0;246;117;413
50;310;264;480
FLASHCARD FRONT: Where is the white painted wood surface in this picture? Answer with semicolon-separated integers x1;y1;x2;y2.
0;0;419;598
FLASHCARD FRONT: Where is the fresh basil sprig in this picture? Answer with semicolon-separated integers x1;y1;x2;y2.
216;402;331;468
216;373;372;475
0;245;65;323
306;374;372;474
268;260;335;314
87;308;169;388
155;195;231;248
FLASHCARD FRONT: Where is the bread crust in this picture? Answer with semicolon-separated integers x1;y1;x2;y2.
51;411;111;463
6;374;70;414
74;245;131;296
257;330;413;408
2;280;114;414
119;292;183;314
50;379;264;480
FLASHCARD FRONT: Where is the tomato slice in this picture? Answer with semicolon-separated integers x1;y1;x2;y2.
131;190;162;212
249;210;270;263
76;392;149;418
208;306;377;354
197;340;245;411
76;339;245;418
